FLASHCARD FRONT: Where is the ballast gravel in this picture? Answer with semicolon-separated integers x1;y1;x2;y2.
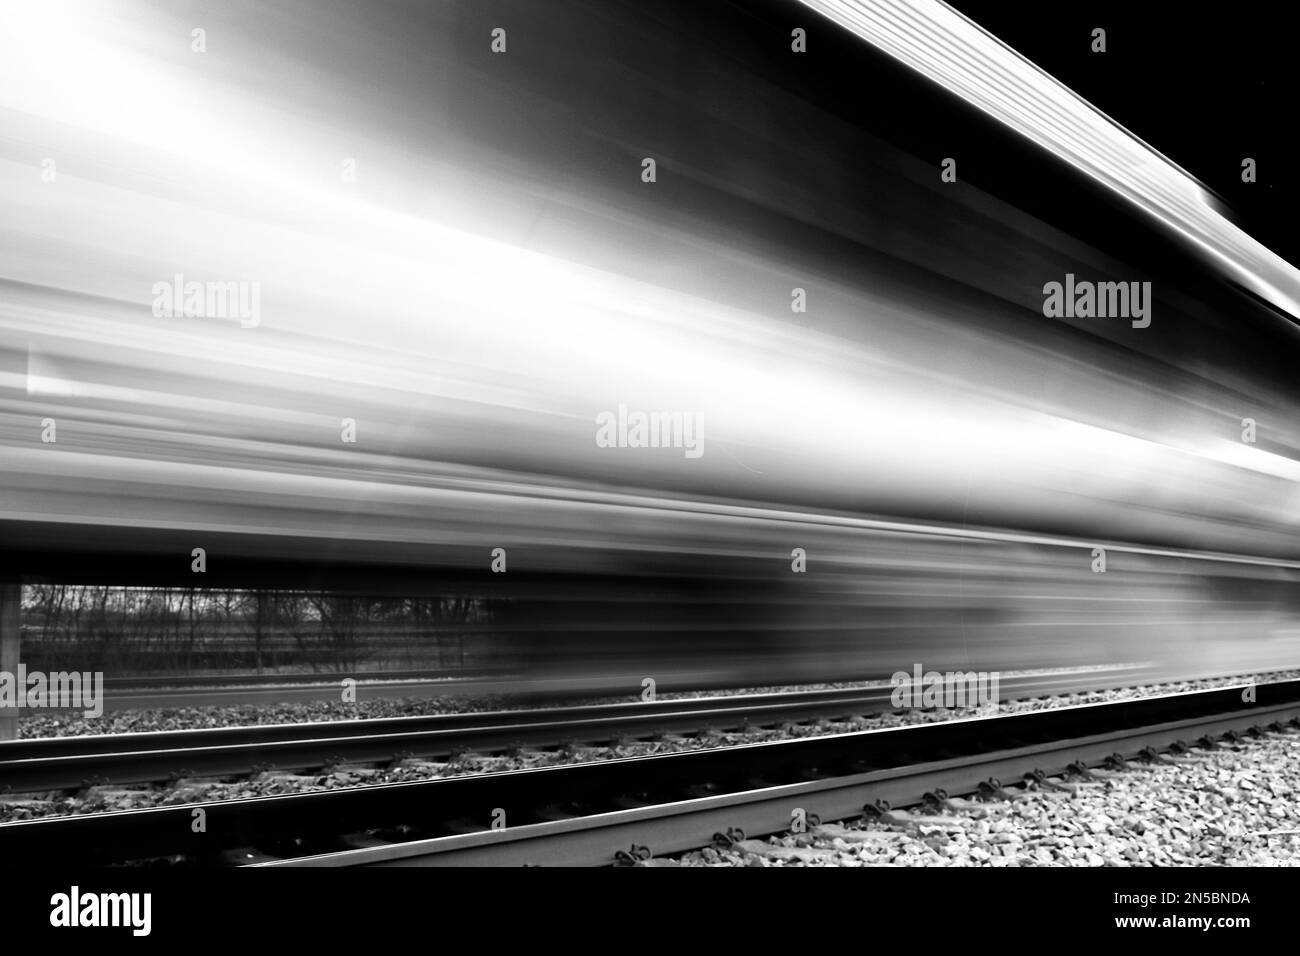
16;666;1296;740
669;728;1300;867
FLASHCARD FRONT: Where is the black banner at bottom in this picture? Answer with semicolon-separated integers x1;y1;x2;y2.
6;865;1279;942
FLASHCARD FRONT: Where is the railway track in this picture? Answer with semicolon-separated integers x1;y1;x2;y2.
1;677;1295;866
0;669;1146;791
100;667;502;690
78;667;1033;712
86;669;511;713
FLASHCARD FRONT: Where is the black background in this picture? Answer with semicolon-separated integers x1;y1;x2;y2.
951;1;1296;267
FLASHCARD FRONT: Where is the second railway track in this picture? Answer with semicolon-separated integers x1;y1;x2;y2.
1;669;1148;792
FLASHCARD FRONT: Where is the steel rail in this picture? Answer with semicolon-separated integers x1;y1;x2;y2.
100;667;503;689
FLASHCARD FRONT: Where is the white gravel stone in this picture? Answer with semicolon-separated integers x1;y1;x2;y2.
674;728;1300;867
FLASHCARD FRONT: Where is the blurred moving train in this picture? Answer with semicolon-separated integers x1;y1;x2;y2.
1;0;1299;694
